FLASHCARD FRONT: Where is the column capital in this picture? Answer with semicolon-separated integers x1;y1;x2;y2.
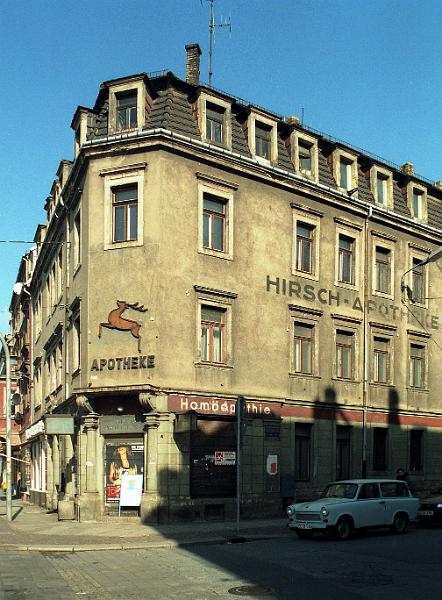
82;413;99;431
139;393;157;411
76;394;94;413
144;412;160;429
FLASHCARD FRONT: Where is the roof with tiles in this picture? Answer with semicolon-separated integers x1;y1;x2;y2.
77;69;441;231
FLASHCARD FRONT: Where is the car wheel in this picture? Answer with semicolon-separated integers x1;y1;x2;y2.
391;513;408;534
333;517;353;541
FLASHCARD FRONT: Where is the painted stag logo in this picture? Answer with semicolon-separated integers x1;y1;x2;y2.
99;301;148;352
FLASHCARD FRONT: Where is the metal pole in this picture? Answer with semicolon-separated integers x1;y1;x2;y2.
0;333;12;522
236;396;242;536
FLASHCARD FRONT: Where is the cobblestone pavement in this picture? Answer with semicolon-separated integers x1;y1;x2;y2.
2;527;442;600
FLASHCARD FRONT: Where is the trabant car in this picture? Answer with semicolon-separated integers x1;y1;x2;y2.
287;479;418;540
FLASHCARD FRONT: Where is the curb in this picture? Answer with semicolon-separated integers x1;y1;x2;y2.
0;532;291;553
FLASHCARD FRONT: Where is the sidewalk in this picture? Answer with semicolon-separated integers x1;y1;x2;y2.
0;500;290;553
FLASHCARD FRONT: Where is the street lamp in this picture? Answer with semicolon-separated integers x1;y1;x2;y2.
401;246;442;302
0;333;12;522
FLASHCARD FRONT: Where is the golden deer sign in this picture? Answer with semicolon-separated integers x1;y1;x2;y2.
98;301;148;353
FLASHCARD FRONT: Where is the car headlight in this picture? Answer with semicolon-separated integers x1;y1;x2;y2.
320;506;329;517
287;506;295;517
437;504;442;509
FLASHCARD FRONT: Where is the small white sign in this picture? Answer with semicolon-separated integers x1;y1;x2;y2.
215;450;236;466
119;473;143;507
266;454;278;475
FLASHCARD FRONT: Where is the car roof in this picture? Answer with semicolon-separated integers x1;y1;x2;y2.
329;479;403;485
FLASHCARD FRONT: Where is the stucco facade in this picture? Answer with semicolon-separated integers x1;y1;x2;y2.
10;45;442;521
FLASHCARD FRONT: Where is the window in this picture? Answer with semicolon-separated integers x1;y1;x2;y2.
376;173;388;206
294;323;313;374
336;330;354;379
296;223;314;274
203;194;226;252
57;251;63;299
73;313;81;372
116;92;137;130
410;343;425;388
410;430;423;472
112;185;138;243
206;103;224;144
412;190;423;219
73;211;81;267
255;122;271;159
358;483;380;499
336;426;351;480
338;235;354;284
295;424;311;481
373;337;389;383
375;246;391;294
298;140;313;174
339;157;352;190
411;257;424;303
201;305;226;364
373;428;388;471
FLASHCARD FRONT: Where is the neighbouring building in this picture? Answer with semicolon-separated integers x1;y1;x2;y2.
9;44;442;522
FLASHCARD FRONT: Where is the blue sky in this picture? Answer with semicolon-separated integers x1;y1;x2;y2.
1;0;441;333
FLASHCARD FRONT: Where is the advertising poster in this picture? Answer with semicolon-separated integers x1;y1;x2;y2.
105;441;144;503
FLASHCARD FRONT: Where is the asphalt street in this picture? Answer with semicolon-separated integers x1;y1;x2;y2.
1;526;442;599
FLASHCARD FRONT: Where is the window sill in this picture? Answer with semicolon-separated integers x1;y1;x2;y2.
372;290;394;301
407;386;429;393
289;372;321;380
104;239;143;251
291;270;319;283
194;361;233;370
198;248;233;261
369;381;395;388
331;377;361;384
334;280;359;292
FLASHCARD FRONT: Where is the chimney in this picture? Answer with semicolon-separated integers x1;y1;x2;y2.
401;162;414;176
185;43;201;85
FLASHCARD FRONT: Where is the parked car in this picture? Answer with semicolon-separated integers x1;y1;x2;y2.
287;479;419;540
418;488;442;525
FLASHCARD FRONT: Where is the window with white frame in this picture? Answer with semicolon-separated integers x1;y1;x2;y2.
340;157;352;190
107;78;147;135
112;185;138;243
292;207;321;280
73;312;80;373
411;257;424;304
376;173;389;206
412;189;424;219
197;174;235;260
73;210;81;268
102;164;145;250
332;149;358;192
295;223;315;274
255;122;271;159
206;103;224;144
291;131;318;181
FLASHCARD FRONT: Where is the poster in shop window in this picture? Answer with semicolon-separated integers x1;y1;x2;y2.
105;442;144;503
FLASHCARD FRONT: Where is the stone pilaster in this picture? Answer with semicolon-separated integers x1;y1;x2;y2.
77;412;101;521
140;412;160;523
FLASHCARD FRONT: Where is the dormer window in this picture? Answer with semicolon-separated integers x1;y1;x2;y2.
116;92;137;130
206;103;224;144
255;122;271;159
291;131;318;181
332;149;358;192
197;93;232;149
370;166;393;209
376;173;389;206
247;112;278;164
406;183;427;222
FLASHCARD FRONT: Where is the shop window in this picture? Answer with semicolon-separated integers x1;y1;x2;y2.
295;423;312;481
409;430;423;472
373;427;388;471
336;426;351;480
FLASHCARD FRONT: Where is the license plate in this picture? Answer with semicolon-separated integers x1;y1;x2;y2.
298;523;313;529
418;510;434;516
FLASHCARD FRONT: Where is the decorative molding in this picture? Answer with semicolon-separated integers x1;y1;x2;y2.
99;162;147;177
288;304;323;317
331;313;363;324
194;285;237;299
290;202;324;218
407;329;431;339
369;321;397;331
370;230;397;243
333;216;363;231
196;172;238;190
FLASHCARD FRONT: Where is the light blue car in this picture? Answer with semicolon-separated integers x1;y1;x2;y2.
287;479;419;540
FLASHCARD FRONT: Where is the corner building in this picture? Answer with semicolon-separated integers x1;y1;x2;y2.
24;45;442;521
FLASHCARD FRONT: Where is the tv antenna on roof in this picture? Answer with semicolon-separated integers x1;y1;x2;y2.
203;0;232;87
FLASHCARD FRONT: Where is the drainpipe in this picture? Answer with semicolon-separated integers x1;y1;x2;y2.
362;205;373;478
0;333;12;521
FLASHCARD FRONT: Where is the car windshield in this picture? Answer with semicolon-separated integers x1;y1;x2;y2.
321;483;358;499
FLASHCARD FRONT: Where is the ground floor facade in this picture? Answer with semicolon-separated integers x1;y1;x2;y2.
16;388;442;522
